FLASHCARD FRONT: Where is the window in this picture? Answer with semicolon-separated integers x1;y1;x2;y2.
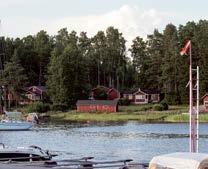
151;94;156;100
205;101;208;109
135;95;145;99
128;95;133;99
124;94;128;98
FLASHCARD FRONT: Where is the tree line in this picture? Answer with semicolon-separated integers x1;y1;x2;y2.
1;20;208;107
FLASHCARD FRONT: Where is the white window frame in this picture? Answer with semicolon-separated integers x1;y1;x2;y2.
135;95;145;100
128;94;133;99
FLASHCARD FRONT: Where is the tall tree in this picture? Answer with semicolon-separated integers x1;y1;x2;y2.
78;32;93;89
0;55;27;107
91;31;107;87
162;24;180;104
130;36;148;88
105;27;126;89
35;30;52;85
47;30;88;107
195;20;208;97
178;22;197;103
146;29;164;89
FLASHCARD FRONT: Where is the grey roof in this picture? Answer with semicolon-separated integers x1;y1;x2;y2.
76;100;118;106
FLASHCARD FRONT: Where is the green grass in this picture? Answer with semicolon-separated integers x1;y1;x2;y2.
164;114;189;122
48;111;170;123
120;104;153;112
43;105;208;123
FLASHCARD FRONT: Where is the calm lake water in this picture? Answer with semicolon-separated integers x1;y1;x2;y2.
0;122;208;163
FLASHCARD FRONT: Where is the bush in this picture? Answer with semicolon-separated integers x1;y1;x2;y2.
153;104;164;111
139;105;153;111
51;104;68;111
161;102;169;110
93;90;108;100
25;102;50;113
118;98;130;106
164;92;181;105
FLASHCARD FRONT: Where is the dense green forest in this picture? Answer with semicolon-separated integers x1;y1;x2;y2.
1;20;208;107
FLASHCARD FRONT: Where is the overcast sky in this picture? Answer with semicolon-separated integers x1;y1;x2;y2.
0;0;208;47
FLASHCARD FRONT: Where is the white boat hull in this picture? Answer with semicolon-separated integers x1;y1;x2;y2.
0;122;33;131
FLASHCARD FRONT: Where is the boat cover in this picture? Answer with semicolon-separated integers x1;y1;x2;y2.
5;111;22;120
149;152;208;169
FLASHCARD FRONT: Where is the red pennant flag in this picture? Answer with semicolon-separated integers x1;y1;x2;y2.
180;40;191;56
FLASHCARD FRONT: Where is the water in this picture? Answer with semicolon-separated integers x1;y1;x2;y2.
0;122;208;163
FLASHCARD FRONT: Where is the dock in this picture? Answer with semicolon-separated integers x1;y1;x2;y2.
0;160;147;169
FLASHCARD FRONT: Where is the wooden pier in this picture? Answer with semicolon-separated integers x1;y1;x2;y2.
0;159;147;169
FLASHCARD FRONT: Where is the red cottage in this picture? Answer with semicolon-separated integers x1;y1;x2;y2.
20;86;46;104
123;88;160;104
107;88;120;100
76;100;118;113
91;86;120;100
202;93;208;110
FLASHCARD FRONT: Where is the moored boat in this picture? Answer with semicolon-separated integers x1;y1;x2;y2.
0;143;55;161
0;111;33;131
0;120;33;131
149;152;208;169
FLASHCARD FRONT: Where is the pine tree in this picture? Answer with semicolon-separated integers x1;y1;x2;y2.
130;36;148;88
146;29;164;89
162;24;180;104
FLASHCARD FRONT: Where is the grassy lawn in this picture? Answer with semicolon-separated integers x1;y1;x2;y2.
48;111;170;123
45;104;208;123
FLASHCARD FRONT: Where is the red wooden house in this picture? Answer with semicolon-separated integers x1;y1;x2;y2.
202;93;208;110
20;86;46;104
91;86;120;100
123;88;160;104
76;100;118;113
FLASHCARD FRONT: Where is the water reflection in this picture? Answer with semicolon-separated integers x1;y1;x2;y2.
0;122;208;162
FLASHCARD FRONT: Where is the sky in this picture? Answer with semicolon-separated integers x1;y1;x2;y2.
0;0;208;47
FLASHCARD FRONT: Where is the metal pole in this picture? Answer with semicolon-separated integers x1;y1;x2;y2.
189;41;197;152
196;66;199;152
189;42;193;152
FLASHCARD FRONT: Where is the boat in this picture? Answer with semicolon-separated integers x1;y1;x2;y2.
0;143;55;161
149;152;208;169
0;111;33;131
0;120;33;131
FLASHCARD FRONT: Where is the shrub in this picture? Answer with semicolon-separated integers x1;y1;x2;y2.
119;98;130;106
93;90;108;100
139;105;153;111
164;92;181;105
161;102;169;110
51;104;68;111
25;102;50;113
153;104;164;111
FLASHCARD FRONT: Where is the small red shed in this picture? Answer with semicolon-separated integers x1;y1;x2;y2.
76;100;119;113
